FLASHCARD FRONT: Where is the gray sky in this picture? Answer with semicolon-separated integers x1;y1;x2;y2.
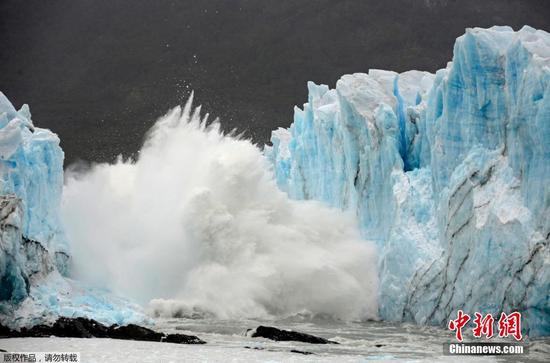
1;0;549;164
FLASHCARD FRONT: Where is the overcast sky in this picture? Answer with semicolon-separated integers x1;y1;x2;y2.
1;0;549;164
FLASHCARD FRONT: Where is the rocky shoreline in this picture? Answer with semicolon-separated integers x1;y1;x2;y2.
0;317;205;344
0;318;341;350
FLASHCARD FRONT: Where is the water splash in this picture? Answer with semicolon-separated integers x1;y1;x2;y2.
62;96;378;321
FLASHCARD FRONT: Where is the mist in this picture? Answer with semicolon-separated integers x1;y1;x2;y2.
62;96;378;321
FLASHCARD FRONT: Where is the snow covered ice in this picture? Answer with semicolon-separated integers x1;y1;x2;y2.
268;26;550;337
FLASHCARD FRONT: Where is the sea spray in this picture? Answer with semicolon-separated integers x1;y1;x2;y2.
62;96;378;321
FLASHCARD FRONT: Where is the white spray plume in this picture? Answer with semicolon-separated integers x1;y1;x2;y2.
62;95;378;321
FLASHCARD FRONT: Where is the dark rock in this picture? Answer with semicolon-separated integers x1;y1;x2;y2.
0;324;17;338
22;324;54;337
19;317;110;339
251;326;338;344
5;317;206;344
290;349;315;355
108;324;164;342
163;333;206;344
243;346;265;351
53;317;109;338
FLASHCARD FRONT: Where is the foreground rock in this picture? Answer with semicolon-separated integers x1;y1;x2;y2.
249;326;338;344
290;349;315;355
0;317;205;344
108;324;164;341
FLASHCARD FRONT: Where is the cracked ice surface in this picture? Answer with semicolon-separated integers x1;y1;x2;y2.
268;26;550;336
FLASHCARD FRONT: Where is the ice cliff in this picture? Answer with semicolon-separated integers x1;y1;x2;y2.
0;92;67;303
267;26;550;337
0;93;145;328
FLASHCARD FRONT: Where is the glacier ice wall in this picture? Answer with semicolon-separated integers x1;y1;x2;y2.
267;26;550;337
0;93;67;305
0;93;147;328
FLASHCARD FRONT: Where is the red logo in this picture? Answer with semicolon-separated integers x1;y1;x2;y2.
448;310;470;342
448;311;522;341
473;312;494;338
498;312;522;341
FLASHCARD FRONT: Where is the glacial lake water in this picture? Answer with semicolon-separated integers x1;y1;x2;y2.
2;317;549;362
151;317;550;362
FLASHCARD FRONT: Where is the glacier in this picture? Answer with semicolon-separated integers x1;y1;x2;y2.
1;24;549;339
0;92;147;328
0;92;67;304
267;26;550;337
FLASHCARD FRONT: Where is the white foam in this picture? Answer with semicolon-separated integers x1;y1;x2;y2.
62;96;378;321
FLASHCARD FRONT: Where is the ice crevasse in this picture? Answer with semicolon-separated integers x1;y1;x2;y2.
266;26;550;337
